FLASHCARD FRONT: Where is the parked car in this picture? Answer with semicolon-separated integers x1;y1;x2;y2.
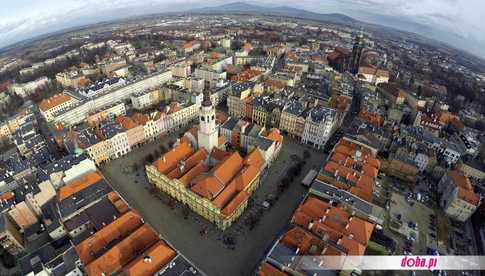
408;221;418;229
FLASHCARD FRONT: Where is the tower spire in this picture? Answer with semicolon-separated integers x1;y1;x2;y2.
202;89;212;107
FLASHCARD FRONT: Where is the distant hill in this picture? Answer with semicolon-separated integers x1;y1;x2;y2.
189;2;358;26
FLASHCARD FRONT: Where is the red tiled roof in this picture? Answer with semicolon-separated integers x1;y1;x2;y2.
75;211;143;265
39;94;71;112
85;224;159;276
264;128;283;144
122;240;177;276
322;207;349;233
221;191;248;216
212;181;238;209
340;236;366;255
448;170;480;205
179;163;209;187
58;171;103;201
154;141;194;174
212;152;244;185
244;149;265;168
132;113;149;126
117;116;138;130
191;175;225;200
210;147;231;161
344;217;375;246
166;149;208;179
259;262;288;276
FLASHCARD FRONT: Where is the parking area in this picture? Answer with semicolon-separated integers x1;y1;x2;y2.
101;131;327;276
388;193;437;255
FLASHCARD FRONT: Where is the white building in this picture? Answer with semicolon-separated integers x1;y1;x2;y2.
39;94;79;122
131;89;161;110
358;66;390;85
10;77;50;98
52;70;172;126
107;131;130;159
301;107;337;149
194;67;226;88
439;170;480;222
172;63;191;78
414;153;430;172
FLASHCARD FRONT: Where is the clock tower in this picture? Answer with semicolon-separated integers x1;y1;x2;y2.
197;90;218;152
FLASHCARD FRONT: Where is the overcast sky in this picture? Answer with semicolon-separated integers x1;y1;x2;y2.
1;0;484;58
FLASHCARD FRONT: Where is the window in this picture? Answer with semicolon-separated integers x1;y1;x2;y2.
200;116;205;121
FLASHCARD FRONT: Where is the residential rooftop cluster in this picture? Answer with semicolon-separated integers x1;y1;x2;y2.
0;10;484;276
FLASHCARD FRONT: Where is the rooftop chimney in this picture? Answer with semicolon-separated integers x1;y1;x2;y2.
143;256;152;263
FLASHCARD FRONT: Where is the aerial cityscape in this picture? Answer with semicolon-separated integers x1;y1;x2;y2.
0;1;485;276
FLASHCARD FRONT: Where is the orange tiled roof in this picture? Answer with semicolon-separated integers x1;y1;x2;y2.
113;199;130;214
107;191;130;214
309;221;342;242
344;217;375;246
166;148;208;179
232;165;260;191
323;246;345;256
75;210;143;265
122;240;177;276
349;186;373;202
132;113;149;126
216;111;229;124
85;224;159;276
212;152;244;185
221;191;248;216
107;191;120;202
0;192;14;201
265;128;283;144
39;94;71;112
259;262;288;276
178;162;209;187
154;141;194;174
244;149;265;168
211;147;231;161
322;207;349;233
168;102;182;114
458;188;480;206
57;171;103;202
448;170;473;190
191;175;225;200
340;236;366;255
117;116;138;130
181;42;193;49
292;210;313;227
362;163;378;178
212;181;238;209
280;226;325;255
298;197;330;219
448;170;479;205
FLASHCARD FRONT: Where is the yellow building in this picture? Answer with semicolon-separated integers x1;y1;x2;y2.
459;159;485;180
146;139;266;230
227;82;253;119
279;100;305;138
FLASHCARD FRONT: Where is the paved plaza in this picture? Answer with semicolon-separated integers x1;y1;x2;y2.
101;130;327;276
